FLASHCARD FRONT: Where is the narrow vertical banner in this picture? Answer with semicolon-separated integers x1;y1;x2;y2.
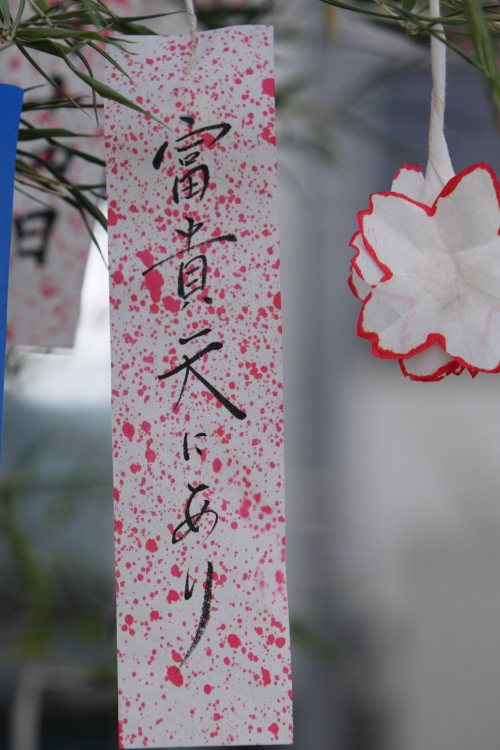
0;83;23;455
105;27;293;748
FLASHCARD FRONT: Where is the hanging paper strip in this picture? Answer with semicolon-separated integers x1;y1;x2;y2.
0;83;23;456
1;0;140;348
105;26;292;748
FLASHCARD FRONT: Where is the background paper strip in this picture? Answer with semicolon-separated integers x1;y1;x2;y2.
1;0;140;349
105;26;293;748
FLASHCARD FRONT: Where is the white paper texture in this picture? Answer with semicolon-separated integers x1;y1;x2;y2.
105;26;292;748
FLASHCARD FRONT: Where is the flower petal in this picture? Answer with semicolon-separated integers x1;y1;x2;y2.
349;265;371;301
400;342;462;381
350;231;384;286
391;164;426;203
433;163;500;257
362;193;442;280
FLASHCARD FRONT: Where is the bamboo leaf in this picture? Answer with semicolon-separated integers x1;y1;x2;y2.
17;46;88;114
0;0;13;26
18;127;99;140
11;0;27;37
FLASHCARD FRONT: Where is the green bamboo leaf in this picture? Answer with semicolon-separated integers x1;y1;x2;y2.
15;27;123;42
17;46;88;114
0;0;13;26
22;99;102;111
11;0;26;37
43;141;105;166
463;0;500;105
61;52;171;131
18;127;99;140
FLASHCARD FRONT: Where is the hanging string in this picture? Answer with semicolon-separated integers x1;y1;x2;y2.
424;0;455;203
184;0;198;76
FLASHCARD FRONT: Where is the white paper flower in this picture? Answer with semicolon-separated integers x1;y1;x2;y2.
349;163;500;379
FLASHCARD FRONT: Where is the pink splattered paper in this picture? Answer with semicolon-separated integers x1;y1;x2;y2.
105;26;292;748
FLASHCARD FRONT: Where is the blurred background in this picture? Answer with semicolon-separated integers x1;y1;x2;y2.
3;1;500;749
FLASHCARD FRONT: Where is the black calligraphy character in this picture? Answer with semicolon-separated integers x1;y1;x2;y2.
173;164;210;204
178;254;211;307
184;569;195;600
142;217;236;276
171;483;218;544
152;140;169;170
175;122;231;151
159;331;247;420
13;209;56;265
181;561;213;665
183;432;207;461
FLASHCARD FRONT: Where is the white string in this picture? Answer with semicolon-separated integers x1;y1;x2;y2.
184;0;198;76
424;0;454;203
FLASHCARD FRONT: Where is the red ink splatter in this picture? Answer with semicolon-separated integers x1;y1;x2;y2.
122;422;135;440
273;292;281;310
262;78;275;96
228;634;241;648
145;539;158;553
114;520;123;535
261;668;271;686
204;685;212;695
260;126;276;146
167;590;180;604
268;723;279;737
150;610;160;621
171;565;182;578
163;296;182;313
144;269;164;303
137;249;154;267
166;666;183;687
111;270;124;285
275;570;285;585
213;458;222;473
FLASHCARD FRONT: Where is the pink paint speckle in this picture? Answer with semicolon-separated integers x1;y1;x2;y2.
163;295;182;313
262;77;275;96
167;590;180;604
122;422;135;440
111;270;124;284
166;666;183;687
146;539;158;553
144;269;164;303
228;634;241;649
268;723;279;737
108;207;119;226
213;458;222;473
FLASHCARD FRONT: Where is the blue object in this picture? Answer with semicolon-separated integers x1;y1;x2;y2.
0;83;23;461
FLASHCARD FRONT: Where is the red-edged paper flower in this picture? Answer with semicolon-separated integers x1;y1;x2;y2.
349;162;500;380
